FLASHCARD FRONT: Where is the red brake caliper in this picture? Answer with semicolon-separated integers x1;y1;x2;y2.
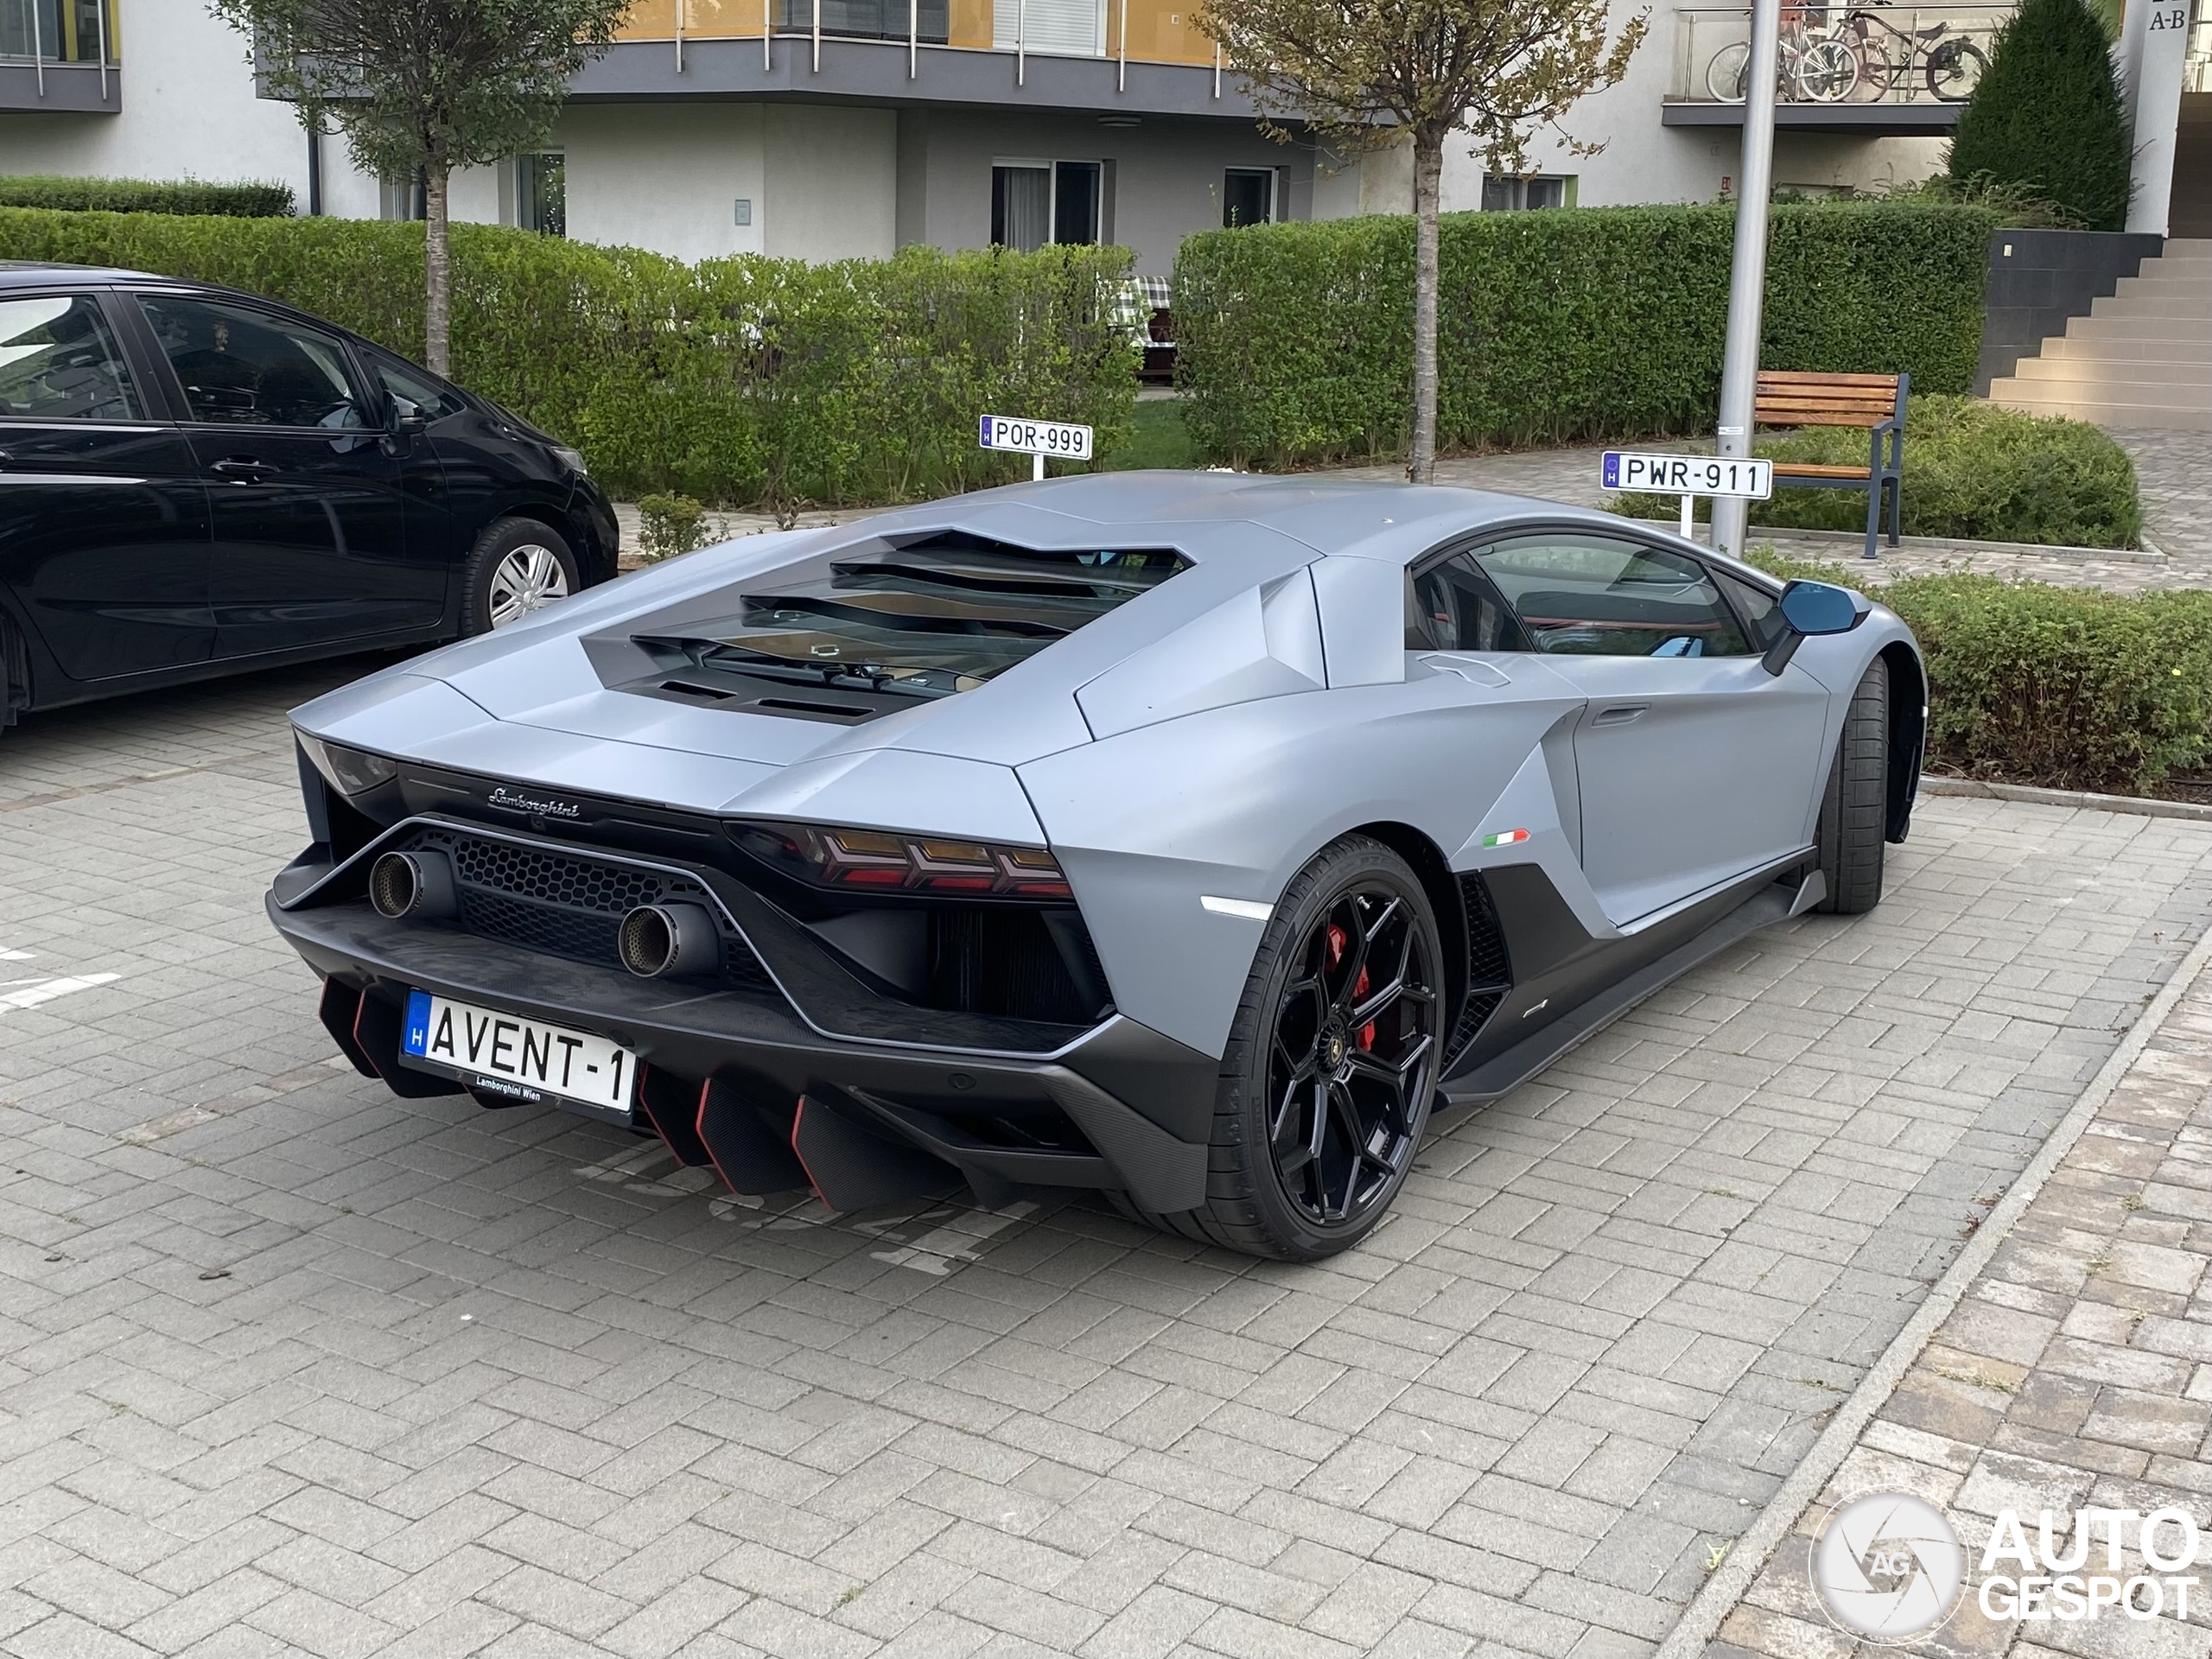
1328;923;1376;1052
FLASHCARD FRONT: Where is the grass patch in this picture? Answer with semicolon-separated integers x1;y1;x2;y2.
1097;399;1200;472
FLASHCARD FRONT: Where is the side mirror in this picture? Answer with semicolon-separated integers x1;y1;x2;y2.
1779;580;1865;637
1764;579;1869;676
388;394;428;435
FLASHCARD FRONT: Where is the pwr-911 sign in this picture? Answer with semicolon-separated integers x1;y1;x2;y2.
980;416;1093;460
1602;451;1773;499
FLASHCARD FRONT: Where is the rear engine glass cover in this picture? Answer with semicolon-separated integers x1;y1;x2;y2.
638;532;1187;701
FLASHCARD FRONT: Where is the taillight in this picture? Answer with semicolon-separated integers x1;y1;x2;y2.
729;822;1074;899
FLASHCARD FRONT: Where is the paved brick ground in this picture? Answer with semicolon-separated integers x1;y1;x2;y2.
6;666;2212;1658
1710;940;2212;1659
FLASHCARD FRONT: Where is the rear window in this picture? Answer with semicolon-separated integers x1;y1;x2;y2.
638;531;1188;700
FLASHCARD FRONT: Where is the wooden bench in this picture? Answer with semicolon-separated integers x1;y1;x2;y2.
1755;370;1908;560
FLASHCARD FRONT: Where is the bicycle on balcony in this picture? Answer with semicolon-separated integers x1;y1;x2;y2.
1834;0;1989;100
1704;5;1860;103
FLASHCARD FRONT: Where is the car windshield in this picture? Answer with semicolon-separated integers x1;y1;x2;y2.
637;532;1188;697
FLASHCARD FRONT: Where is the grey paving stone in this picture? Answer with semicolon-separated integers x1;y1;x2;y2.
6;659;2212;1659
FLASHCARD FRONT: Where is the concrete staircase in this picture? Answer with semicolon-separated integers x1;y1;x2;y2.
1989;238;2212;430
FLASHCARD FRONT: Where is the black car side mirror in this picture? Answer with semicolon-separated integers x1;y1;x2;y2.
1763;579;1869;676
388;394;428;435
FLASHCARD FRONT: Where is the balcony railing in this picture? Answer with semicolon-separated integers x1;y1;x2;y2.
616;0;1218;73
1668;3;2009;106
1;0;117;65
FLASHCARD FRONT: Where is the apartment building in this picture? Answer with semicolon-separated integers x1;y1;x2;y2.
10;0;2196;265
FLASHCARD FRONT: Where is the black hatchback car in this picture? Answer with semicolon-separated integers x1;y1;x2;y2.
0;263;619;734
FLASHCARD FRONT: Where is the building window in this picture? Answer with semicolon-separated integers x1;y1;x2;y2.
992;161;1103;251
518;153;566;238
1223;168;1277;227
1481;175;1570;211
380;172;426;222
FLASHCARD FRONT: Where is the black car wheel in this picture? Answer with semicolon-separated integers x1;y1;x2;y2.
1122;835;1441;1261
1815;657;1890;915
461;517;580;635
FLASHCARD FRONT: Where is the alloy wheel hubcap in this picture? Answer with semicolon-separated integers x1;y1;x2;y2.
1268;885;1436;1228
487;543;569;626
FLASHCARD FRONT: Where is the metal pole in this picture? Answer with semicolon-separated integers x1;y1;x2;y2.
1680;493;1694;539
1710;0;1781;560
812;0;820;71
32;0;44;98
908;0;917;76
1033;452;1045;482
1017;0;1025;86
1117;0;1125;91
96;0;107;99
1212;40;1220;98
676;0;684;73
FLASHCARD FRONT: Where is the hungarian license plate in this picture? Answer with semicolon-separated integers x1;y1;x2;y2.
399;989;636;1116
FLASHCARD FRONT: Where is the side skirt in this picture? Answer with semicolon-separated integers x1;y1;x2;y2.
1440;869;1815;1105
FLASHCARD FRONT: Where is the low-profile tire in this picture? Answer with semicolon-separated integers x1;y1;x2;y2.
1815;657;1889;915
1118;834;1444;1262
461;517;581;635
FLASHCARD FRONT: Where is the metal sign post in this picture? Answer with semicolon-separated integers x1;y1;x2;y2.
1711;0;1783;560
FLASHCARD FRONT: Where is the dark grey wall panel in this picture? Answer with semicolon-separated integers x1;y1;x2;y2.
1977;228;2165;393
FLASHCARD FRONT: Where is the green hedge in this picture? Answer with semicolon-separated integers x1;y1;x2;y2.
1753;554;2212;795
1175;201;1999;468
1621;396;2141;548
0;207;1135;507
0;175;295;217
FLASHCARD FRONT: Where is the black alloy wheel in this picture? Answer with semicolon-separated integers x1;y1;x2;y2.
1267;886;1438;1228
1116;835;1444;1261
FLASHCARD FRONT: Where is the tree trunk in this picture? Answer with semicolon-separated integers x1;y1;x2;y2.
1407;130;1443;486
424;163;452;377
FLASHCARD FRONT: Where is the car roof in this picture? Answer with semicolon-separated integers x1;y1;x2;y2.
0;260;169;287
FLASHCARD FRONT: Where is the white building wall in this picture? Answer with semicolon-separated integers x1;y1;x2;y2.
762;105;898;262
561;104;768;260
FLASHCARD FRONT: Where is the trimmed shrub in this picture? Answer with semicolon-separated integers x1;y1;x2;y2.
1621;396;2141;548
0;175;295;217
1948;0;2131;233
637;493;710;562
1173;201;1999;468
0;207;1135;508
1745;555;2212;795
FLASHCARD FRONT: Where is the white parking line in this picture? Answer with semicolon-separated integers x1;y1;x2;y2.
0;973;121;1013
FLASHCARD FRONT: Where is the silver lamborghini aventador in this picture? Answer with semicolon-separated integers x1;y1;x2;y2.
268;472;1925;1261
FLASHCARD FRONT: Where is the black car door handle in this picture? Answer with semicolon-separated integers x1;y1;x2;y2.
210;456;279;480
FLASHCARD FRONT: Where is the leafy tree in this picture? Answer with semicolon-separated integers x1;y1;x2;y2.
1198;0;1644;482
212;0;628;373
1948;0;2130;232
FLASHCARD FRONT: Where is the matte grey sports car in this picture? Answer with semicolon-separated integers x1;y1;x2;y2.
268;473;1924;1260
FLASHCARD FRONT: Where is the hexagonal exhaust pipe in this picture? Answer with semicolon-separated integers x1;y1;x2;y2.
618;903;721;979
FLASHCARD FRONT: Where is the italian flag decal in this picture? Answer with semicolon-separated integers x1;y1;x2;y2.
1483;829;1531;848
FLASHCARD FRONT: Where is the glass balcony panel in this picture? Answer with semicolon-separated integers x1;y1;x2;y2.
778;0;950;43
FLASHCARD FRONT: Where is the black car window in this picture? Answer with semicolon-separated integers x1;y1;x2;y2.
0;295;142;422
1472;534;1755;658
1714;569;1787;652
1408;553;1531;652
138;295;372;430
363;346;469;423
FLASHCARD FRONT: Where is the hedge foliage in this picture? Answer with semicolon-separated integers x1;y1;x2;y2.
1622;396;2141;548
0;207;1135;507
0;175;295;217
1751;554;2212;796
1174;202;1999;468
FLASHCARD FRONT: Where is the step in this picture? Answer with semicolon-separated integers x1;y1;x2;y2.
1989;387;2212;429
2113;274;2212;301
2088;293;2212;322
2006;356;2212;391
2038;333;2212;362
2064;314;2212;341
